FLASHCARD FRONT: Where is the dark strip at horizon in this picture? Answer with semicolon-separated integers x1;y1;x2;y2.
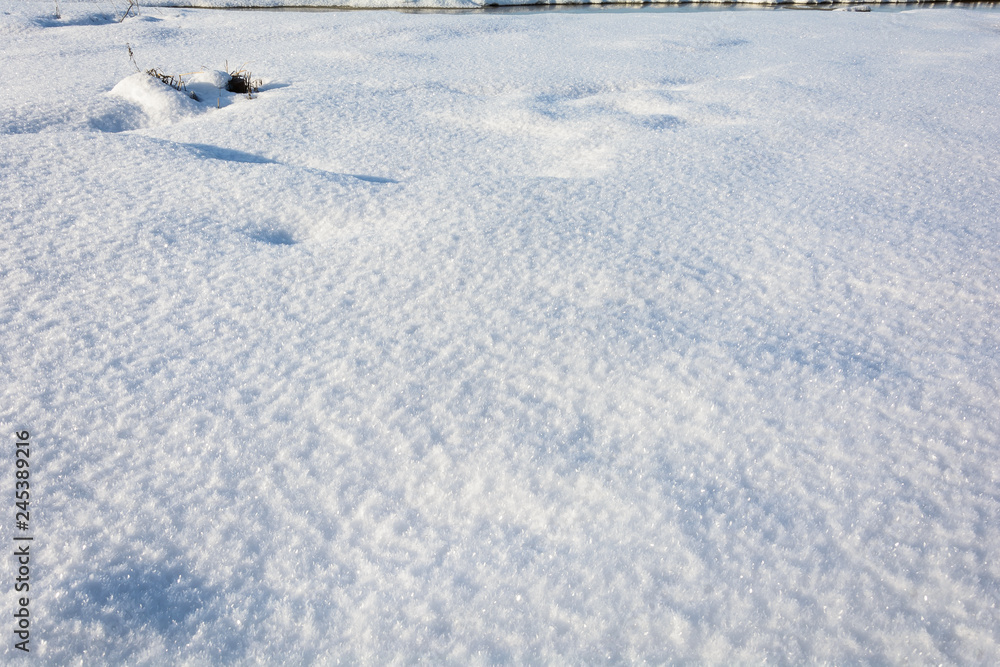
180;0;1000;14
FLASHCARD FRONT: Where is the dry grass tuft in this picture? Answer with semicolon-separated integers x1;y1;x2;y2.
225;63;261;99
147;68;196;99
125;47;261;103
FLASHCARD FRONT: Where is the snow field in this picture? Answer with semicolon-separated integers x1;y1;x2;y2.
2;1;1000;662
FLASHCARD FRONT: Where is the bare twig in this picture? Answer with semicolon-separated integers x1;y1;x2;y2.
119;0;139;22
126;43;141;73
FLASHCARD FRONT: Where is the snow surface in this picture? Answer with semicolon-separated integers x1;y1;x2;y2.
3;0;1000;662
145;0;954;10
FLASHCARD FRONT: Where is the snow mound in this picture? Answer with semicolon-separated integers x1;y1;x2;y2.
109;72;204;127
187;69;254;108
186;69;229;102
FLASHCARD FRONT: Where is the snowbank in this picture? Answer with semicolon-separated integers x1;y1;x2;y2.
111;72;205;125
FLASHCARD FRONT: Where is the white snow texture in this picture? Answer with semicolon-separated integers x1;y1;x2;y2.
2;0;1000;663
